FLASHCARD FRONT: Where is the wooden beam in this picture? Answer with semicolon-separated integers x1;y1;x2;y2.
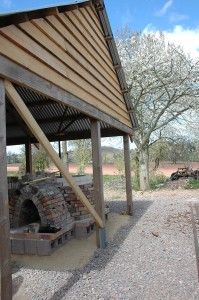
5;81;103;228
78;1;92;8
58;4;78;13
0;55;133;135
91;119;106;248
123;134;133;215
95;4;104;12
0;79;12;299
25;139;32;173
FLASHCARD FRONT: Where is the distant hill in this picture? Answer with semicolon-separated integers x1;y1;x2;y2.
101;146;121;155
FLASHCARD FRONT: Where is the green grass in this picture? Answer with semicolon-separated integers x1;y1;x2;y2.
185;178;199;189
7;171;18;177
103;174;140;191
149;174;168;190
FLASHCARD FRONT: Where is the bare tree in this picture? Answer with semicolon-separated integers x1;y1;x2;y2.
116;27;199;190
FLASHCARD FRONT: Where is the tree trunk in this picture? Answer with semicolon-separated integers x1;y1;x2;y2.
62;140;69;170
139;147;150;190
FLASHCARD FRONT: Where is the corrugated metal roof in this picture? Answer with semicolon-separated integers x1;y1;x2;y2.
6;84;122;145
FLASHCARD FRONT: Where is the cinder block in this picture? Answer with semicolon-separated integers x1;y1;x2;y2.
11;238;25;254
24;239;37;254
51;239;58;250
37;240;51;256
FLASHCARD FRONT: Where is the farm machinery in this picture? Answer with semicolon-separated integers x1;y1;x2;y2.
170;167;199;181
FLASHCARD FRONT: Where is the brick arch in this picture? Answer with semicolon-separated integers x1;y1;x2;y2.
11;183;69;229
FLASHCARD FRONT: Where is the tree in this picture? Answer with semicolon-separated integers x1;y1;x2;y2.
116;27;199;190
32;147;50;172
70;139;92;175
18;145;50;177
113;151;124;176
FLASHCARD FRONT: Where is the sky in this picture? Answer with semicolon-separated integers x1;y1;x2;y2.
2;0;199;152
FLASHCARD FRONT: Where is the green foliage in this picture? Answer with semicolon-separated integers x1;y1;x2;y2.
113;152;124;176
18;160;26;178
70;139;92;175
185;178;199;189
18;145;50;177
7;151;23;163
149;172;168;189
103;174;140;191
32;148;50;172
132;177;140;191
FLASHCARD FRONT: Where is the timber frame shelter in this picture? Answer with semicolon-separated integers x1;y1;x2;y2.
0;0;138;298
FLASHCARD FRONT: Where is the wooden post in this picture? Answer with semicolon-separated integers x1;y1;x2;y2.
90;119;106;248
0;79;12;299
25;138;32;173
5;80;103;228
123;134;133;215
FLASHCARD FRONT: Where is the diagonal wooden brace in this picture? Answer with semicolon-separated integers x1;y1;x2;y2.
5;80;103;228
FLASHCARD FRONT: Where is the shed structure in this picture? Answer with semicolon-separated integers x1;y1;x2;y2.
0;0;138;298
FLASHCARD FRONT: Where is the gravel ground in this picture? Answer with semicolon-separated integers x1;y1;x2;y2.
13;189;199;300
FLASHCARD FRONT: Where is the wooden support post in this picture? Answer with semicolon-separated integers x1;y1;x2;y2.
123;134;133;215
25;138;32;173
58;140;61;158
0;79;12;299
91;119;106;248
5;81;103;228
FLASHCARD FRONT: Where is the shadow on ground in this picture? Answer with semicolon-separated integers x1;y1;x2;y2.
48;199;152;300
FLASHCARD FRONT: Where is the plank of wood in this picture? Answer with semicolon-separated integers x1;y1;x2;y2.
79;7;108;49
86;6;104;35
25;139;32;173
66;10;113;70
33;16;121;92
1;25;121;109
5;81;104;228
18;22;124;108
0;34;131;125
0;55;134;135
91;119;106;247
56;13;117;81
123;134;133;215
0;79;12;300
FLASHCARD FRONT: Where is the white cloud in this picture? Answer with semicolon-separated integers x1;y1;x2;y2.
169;13;189;23
155;0;173;16
144;24;199;59
163;26;199;58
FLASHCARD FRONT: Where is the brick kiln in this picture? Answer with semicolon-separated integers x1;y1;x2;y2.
8;174;96;255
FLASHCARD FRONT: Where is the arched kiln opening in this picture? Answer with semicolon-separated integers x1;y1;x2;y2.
18;199;41;227
10;183;70;231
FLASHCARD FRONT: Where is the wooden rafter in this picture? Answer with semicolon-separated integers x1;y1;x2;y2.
5;80;103;229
